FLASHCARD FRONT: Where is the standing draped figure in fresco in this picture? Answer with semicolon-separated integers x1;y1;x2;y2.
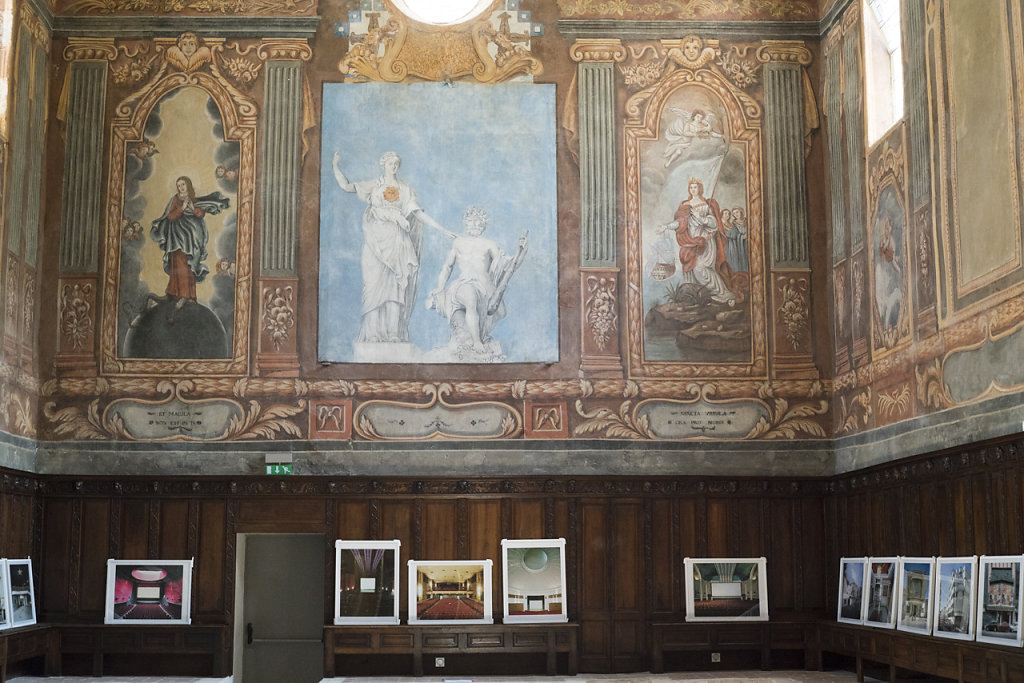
150;175;230;309
332;151;449;347
658;178;739;305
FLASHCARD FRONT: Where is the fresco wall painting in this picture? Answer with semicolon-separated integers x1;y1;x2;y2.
625;37;766;379
928;0;1024;322
99;35;257;376
866;130;911;357
318;82;558;366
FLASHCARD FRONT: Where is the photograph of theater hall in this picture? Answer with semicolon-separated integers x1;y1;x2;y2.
3;0;1024;679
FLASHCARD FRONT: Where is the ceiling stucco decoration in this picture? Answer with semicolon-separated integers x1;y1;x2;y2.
556;0;816;21
59;0;315;15
338;0;542;83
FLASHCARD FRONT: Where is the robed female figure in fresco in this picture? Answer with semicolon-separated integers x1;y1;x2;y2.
150;175;230;307
332;150;450;345
658;178;740;305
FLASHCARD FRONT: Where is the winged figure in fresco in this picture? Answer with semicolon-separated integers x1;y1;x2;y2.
663;107;723;168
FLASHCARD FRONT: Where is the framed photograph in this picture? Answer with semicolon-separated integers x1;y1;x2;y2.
837;557;868;624
6;559;35;627
933;556;978;641
863;557;898;628
501;538;567;623
408;559;493;625
683;557;767;622
335;539;401;625
104;559;193;625
896;557;935;635
0;559;11;630
976;554;1024;646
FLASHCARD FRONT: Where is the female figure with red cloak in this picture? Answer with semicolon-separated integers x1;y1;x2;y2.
658;178;739;305
150;175;230;309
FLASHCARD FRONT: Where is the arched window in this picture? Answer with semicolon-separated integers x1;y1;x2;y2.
0;0;13;137
863;0;903;145
390;0;493;25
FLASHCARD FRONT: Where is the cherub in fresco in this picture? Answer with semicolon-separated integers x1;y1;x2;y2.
166;32;212;73
663;108;723;167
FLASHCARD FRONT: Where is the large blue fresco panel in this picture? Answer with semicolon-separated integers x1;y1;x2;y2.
319;83;558;363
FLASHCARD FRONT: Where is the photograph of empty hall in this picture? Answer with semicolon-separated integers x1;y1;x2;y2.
410;561;492;623
503;540;567;622
685;558;766;620
336;543;398;621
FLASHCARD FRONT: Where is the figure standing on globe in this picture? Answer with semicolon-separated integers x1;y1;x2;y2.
150;175;230;311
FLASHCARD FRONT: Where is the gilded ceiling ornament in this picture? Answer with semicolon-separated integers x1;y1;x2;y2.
62;0;313;15
339;3;542;83
556;0;814;20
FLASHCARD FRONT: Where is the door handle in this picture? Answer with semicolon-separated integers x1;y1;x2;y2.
247;622;254;645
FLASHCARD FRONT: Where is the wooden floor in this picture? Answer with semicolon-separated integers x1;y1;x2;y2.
8;673;876;682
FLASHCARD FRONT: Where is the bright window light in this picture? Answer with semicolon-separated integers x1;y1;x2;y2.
863;0;904;145
391;0;493;25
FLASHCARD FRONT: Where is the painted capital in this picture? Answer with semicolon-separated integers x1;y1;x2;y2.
63;38;117;63
570;39;626;63
842;2;861;30
256;39;313;62
756;40;813;67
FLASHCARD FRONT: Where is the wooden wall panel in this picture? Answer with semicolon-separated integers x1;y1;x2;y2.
120;500;149;559
706;500;729;556
768;499;794;612
800;497;826;611
335;500;370;539
196;501;226;617
79;499;110;614
158;499;189;559
649;499;674;615
511;499;543;538
421;501;456;560
41;498;71;617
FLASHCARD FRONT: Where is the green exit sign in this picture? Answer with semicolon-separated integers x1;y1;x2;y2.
265;464;293;475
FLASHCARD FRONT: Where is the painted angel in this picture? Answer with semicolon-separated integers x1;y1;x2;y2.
663;107;723;167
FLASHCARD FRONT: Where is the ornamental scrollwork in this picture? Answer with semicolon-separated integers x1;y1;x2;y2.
717;45;760;89
573;399;655;440
60;282;94;350
43;380;305;441
262;286;295;351
63;0;314;15
745;383;828;439
340;6;542;84
584;275;617;352
777;276;809;352
112;33;261;123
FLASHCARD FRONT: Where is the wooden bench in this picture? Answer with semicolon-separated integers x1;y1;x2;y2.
324;623;578;677
0;625;57;683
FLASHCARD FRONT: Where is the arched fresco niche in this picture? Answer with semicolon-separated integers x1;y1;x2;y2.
625;53;766;379
100;39;256;376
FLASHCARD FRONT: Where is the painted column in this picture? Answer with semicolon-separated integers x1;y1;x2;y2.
571;39;624;377
255;40;311;377
840;5;871;365
902;0;937;336
55;39;115;376
758;40;817;379
824;27;851;375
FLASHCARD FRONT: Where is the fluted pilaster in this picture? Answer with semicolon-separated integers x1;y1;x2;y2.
59;40;114;273
572;40;624;268
759;41;812;269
